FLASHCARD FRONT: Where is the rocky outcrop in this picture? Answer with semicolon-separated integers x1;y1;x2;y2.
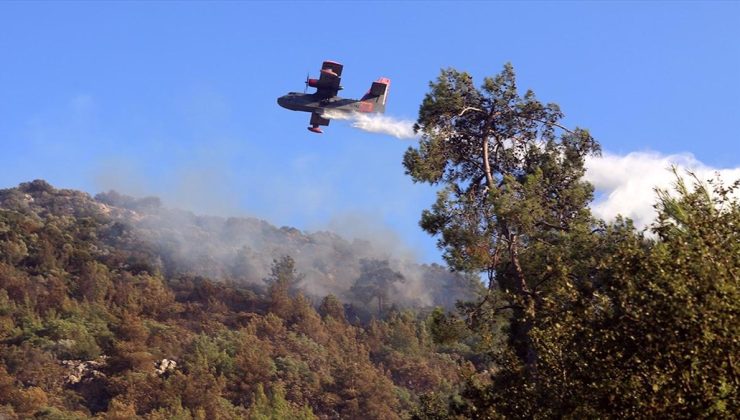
62;357;108;385
154;358;177;375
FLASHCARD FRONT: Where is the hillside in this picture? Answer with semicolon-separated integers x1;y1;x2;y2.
0;180;478;419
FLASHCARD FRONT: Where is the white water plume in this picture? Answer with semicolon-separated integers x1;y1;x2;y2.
323;110;417;139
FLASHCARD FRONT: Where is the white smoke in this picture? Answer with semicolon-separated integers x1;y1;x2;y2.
322;110;417;139
585;151;740;228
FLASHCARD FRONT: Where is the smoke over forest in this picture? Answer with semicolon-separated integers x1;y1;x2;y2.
1;181;479;314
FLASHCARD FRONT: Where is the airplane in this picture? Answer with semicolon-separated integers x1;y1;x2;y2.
277;60;390;133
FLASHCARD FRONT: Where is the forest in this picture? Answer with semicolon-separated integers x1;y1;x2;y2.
0;65;737;419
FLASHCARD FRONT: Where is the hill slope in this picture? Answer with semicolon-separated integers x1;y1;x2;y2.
0;180;476;419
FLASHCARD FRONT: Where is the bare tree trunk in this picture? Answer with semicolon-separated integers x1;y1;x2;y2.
509;232;538;373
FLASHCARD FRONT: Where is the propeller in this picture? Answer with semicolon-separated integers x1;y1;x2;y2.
304;73;310;93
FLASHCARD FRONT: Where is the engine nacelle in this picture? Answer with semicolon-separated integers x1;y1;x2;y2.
305;77;343;91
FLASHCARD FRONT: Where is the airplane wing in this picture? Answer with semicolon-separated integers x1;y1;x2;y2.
314;60;343;99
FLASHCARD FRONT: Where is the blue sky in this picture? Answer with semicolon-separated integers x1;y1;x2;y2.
1;1;739;262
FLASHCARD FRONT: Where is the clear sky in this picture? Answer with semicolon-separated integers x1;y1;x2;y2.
1;1;739;262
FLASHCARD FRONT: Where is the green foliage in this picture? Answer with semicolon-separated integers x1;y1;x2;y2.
248;384;316;420
578;175;739;417
42;317;101;360
486;175;740;418
426;307;468;346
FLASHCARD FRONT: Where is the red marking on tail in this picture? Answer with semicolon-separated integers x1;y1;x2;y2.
358;102;374;112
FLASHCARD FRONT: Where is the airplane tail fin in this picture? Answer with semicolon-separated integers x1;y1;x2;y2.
359;78;390;113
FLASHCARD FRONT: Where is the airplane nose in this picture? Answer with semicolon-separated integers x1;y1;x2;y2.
277;96;288;108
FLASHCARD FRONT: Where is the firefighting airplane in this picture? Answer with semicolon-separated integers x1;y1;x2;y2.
277;60;390;133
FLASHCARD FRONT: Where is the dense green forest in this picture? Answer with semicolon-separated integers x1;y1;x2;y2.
1;65;738;419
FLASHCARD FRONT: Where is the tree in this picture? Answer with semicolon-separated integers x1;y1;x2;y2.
318;294;346;322
248;383;316;420
404;64;599;371
76;261;112;303
441;168;739;419
553;174;739;417
265;256;303;318
349;259;404;317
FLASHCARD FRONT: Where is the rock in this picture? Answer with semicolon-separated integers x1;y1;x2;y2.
154;358;177;375
62;356;108;385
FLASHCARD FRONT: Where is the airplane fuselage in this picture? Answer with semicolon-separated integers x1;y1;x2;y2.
277;92;367;115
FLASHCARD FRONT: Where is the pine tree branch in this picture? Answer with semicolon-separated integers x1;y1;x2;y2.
458;106;485;117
